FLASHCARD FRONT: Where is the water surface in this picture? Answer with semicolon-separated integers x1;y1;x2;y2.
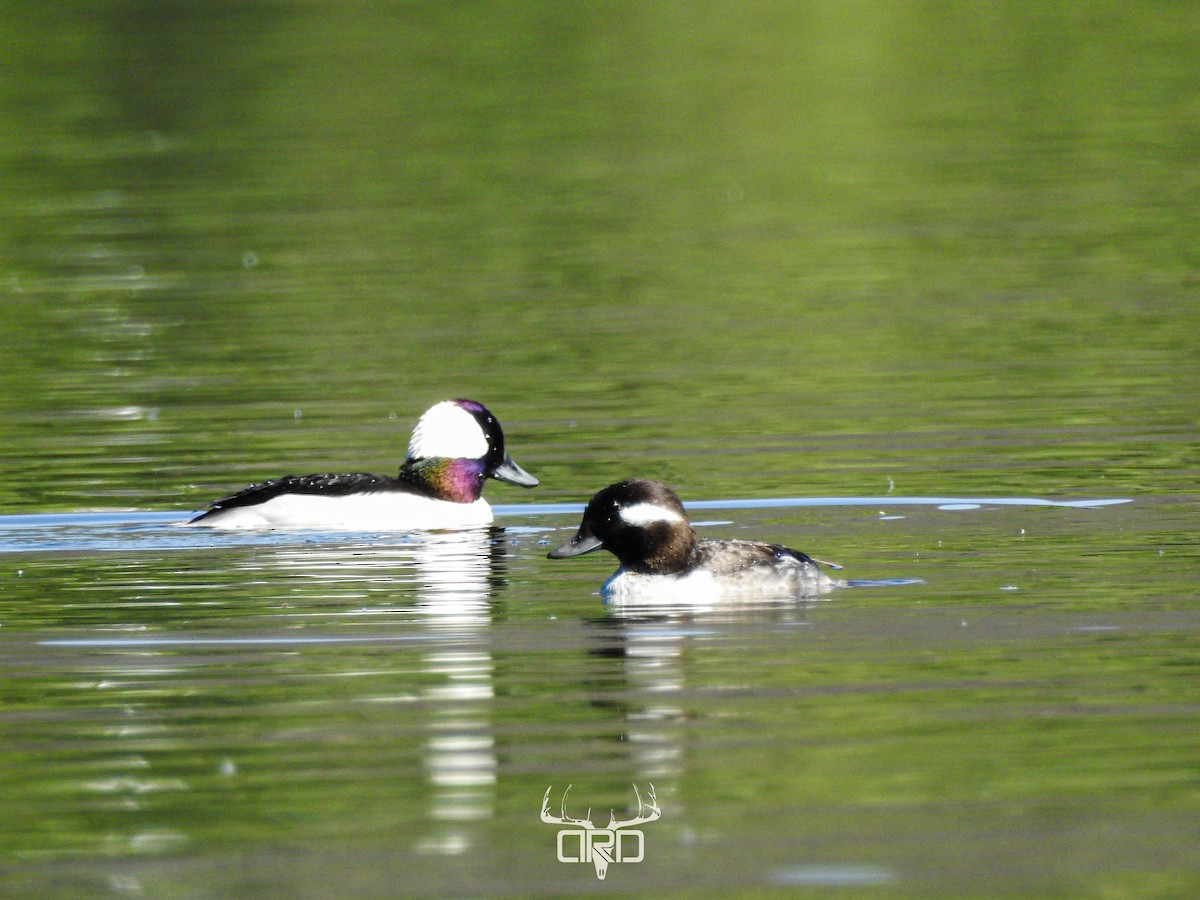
1;1;1197;896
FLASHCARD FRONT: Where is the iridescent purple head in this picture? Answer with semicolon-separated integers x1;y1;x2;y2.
401;399;537;503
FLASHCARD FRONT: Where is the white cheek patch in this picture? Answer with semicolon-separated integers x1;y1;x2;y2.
407;401;490;460
618;503;686;527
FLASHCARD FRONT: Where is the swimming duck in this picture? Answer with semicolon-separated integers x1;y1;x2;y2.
187;399;537;529
548;479;841;602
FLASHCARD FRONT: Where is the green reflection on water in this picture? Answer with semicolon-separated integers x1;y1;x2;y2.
0;0;1196;510
0;1;1198;895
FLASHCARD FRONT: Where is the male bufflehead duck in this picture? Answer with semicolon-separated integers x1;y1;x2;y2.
548;479;842;603
187;399;538;529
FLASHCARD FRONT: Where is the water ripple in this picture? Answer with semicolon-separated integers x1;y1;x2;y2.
0;495;1132;555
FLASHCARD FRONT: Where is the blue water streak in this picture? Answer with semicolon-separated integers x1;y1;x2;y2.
495;496;1132;517
0;496;1132;555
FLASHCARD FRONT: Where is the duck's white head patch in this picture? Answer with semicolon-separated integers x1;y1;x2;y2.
618;502;687;527
407;401;489;460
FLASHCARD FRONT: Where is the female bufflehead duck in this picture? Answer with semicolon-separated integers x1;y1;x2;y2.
187;399;537;529
548;479;842;603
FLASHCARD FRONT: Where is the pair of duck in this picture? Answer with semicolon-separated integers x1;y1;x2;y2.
188;399;841;601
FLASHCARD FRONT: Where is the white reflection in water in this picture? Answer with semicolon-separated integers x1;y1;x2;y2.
583;604;826;851
248;529;501;854
34;524;914;876
40;529;506;863
619;625;687;782
409;530;498;854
